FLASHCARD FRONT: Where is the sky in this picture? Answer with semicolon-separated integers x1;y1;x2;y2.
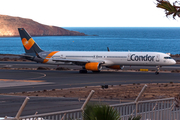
0;0;180;27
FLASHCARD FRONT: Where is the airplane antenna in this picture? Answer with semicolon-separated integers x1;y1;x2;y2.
107;47;110;52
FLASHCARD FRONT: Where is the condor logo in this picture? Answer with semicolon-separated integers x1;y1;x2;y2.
129;54;155;61
22;38;35;50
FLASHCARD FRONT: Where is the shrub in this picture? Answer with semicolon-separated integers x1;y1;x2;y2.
128;115;141;120
56;67;70;70
170;82;173;84
83;103;121;120
37;67;50;70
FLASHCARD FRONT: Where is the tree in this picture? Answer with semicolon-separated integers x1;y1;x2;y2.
156;0;180;19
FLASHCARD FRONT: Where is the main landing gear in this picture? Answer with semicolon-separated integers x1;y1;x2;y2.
155;65;161;75
92;70;100;73
79;67;87;73
79;69;87;73
79;69;101;73
79;67;101;73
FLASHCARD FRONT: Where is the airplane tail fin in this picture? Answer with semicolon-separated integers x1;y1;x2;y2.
18;28;43;54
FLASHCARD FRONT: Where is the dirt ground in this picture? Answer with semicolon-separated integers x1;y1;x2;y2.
2;83;180;102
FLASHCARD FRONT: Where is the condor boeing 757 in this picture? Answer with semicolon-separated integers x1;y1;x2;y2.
18;28;176;74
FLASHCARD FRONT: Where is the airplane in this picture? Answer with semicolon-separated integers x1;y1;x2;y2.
18;28;176;74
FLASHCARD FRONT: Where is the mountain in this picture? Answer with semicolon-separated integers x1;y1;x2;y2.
0;15;86;36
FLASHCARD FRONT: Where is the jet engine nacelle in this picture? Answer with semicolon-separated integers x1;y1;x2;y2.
85;62;102;71
106;65;124;70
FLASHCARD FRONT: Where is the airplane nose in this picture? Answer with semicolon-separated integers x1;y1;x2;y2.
172;59;176;64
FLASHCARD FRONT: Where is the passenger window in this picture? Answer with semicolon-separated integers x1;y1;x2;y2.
164;57;172;59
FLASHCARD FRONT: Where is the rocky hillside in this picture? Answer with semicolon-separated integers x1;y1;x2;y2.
0;15;86;36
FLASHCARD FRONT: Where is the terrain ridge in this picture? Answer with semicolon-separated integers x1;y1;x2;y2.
0;15;86;36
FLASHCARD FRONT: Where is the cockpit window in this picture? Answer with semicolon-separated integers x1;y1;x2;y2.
164;57;172;59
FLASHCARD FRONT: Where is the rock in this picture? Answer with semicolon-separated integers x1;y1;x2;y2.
0;15;86;36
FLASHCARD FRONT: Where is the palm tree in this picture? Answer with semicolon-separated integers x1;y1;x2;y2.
83;103;121;120
156;0;180;19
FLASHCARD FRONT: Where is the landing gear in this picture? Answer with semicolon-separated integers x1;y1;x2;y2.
155;71;159;75
79;69;87;73
155;65;161;75
92;70;100;73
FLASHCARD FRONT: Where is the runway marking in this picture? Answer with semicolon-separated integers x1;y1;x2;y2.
26;72;47;80
0;79;44;83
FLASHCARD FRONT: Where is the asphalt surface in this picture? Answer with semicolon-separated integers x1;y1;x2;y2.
1;61;180;117
0;95;83;117
1;69;180;93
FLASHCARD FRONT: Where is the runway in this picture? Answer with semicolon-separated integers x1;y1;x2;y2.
1;69;180;93
0;61;180;117
0;61;180;93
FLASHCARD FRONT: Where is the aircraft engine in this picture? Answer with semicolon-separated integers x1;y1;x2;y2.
85;62;102;71
106;65;124;70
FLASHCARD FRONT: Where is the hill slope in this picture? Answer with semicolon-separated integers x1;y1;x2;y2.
0;15;86;36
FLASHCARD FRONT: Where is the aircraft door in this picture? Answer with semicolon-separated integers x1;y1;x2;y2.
127;53;131;61
60;54;65;59
156;54;160;62
93;55;96;59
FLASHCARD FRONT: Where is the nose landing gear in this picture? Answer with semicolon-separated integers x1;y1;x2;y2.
155;71;159;75
155;65;161;75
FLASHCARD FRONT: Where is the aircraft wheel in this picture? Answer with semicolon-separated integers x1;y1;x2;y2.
79;70;87;73
92;70;100;73
155;72;159;75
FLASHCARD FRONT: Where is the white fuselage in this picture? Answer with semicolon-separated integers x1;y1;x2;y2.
43;51;176;66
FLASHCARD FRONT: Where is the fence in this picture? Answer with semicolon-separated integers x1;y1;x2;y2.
111;97;178;120
4;97;180;120
3;86;180;120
